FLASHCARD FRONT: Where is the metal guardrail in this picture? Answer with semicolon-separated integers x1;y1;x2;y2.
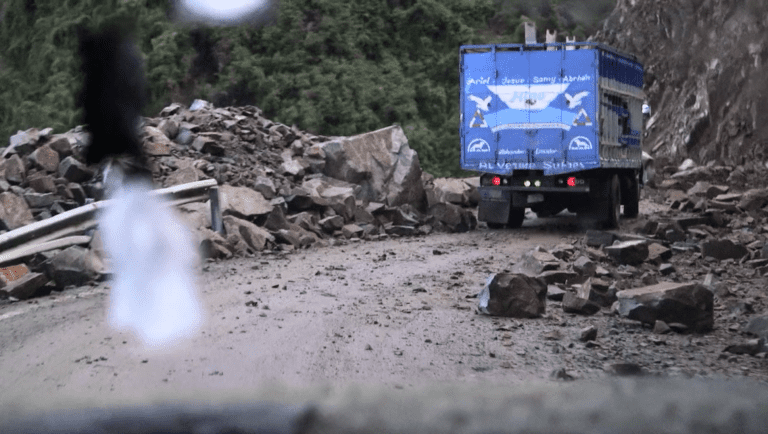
0;179;221;266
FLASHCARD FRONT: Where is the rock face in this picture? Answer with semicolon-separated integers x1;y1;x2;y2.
320;125;426;209
477;273;547;318
616;282;714;333
595;0;768;168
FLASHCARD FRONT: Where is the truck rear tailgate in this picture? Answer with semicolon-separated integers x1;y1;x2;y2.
460;45;601;176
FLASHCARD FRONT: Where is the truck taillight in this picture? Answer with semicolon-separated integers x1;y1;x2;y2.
567;177;576;187
492;176;501;186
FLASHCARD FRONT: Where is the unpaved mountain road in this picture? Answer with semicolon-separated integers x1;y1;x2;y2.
1;206;766;412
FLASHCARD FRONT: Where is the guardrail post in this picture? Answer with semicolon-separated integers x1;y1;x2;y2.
209;186;224;235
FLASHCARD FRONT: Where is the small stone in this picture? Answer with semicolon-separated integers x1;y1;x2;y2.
546;284;565;301
572;255;596;277
604;240;649;265
579;325;597;342
607;363;644;376
58;156;94;183
659;263;675;275
653;320;671;334
562;291;601;315
647;243;672;264
341;224;364;239
585;229;616;247
477;273;547;318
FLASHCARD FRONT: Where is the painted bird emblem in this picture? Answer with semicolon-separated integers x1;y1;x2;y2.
469;95;492;111
565;91;589;108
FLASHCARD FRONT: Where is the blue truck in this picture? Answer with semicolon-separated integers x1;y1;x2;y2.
460;30;645;229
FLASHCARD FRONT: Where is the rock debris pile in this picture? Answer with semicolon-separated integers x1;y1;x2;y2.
0;100;477;300
480;158;768;359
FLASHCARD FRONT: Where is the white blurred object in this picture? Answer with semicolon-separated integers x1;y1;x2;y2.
642;102;651;115
173;0;275;26
477;274;495;315
100;163;205;349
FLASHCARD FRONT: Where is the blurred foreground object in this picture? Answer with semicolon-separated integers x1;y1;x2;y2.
172;0;277;26
101;164;204;348
78;24;205;349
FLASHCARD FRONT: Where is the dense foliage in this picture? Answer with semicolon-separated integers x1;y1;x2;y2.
0;0;615;176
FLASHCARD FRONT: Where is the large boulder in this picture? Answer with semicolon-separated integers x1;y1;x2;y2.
28;144;60;173
428;202;476;232
142;126;174;156
47;245;105;288
616;282;714;332
477;273;547;318
2;154;26;184
700;238;748;261
222;215;274;251
426;177;476;207
320;125;426;209
0;192;34;229
0;272;48;300
217;185;273;219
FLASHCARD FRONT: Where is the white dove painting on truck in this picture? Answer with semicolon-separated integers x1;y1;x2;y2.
468;95;492;111
565;91;589;108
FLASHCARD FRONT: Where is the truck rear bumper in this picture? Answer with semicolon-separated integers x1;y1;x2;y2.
477;186;591;224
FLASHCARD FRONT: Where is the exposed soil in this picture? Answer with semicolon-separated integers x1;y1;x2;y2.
1;194;766;409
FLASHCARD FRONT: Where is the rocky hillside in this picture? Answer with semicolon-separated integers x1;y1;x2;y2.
594;0;768;178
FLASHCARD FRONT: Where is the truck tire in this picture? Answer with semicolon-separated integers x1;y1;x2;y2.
507;207;525;228
487;222;505;229
600;174;621;229
624;173;640;218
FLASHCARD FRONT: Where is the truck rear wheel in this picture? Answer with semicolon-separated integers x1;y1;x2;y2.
508;207;525;228
487;222;505;229
600;174;621;229
624;174;640;218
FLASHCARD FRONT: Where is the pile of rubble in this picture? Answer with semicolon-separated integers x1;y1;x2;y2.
0;100;478;300
479;158;768;357
479;157;768;357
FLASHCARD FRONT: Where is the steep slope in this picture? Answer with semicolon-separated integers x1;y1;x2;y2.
593;0;768;172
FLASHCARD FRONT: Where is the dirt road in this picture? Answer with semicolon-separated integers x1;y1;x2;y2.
1;208;766;411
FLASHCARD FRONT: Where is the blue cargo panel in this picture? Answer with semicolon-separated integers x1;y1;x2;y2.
561;48;599;169
461;50;498;166
458;42;644;176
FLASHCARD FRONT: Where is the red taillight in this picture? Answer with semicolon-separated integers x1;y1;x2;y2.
567;177;576;187
492;176;501;186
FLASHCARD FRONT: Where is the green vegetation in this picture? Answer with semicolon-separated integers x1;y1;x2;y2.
0;0;615;176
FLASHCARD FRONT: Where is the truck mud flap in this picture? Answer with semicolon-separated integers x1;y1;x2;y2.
478;199;510;224
478;189;529;223
477;187;511;224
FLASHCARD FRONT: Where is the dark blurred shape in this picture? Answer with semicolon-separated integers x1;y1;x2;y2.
76;24;150;176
